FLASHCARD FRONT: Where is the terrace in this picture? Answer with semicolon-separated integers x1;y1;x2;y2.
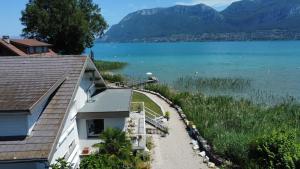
127;102;146;150
77;88;148;156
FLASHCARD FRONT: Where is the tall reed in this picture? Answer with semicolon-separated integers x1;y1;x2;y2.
145;83;300;168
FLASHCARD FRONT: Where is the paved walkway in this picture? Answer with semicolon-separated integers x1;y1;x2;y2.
140;91;208;169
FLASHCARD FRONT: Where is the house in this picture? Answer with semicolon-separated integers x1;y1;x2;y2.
0;55;146;169
0;36;56;56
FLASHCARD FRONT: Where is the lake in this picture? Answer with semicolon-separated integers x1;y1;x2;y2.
89;41;300;102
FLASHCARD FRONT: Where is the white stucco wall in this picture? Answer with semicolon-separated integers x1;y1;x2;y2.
77;119;87;140
104;118;126;130
77;117;126;151
77;118;125;140
0;89;51;137
50;72;95;167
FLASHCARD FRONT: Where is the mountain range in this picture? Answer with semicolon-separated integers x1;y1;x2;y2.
101;0;300;42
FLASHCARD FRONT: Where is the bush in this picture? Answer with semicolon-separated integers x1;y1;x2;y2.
50;158;72;169
145;84;192;106
101;73;125;83
80;154;133;169
248;130;300;169
81;128;149;169
165;111;170;120
146;136;154;150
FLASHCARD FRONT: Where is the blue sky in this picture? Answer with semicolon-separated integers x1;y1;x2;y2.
0;0;238;36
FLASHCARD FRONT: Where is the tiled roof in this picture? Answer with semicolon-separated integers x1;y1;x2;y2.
11;39;52;47
0;59;67;112
0;39;27;56
0;56;88;161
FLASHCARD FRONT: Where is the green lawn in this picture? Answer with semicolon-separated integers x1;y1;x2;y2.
131;91;163;117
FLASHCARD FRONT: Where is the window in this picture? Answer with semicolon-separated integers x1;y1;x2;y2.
36;47;43;53
29;47;34;54
43;47;49;52
87;119;104;138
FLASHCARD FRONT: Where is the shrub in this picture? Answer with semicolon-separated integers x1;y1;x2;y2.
80;154;133;169
84;128;150;169
101;73;125;83
96;128;132;160
248;130;300;169
165;111;170;120
50;158;72;169
146;136;154;150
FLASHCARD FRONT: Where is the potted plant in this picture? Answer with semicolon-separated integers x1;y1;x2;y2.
165;111;170;121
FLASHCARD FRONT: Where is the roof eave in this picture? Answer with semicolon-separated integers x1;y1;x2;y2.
10;40;52;47
0;110;30;115
0;158;48;164
47;56;89;162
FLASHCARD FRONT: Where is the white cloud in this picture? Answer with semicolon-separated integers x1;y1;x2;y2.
176;0;239;8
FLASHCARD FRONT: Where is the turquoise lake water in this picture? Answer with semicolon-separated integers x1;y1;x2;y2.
90;41;300;101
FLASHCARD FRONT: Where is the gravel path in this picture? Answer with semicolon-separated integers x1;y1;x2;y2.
139;91;209;169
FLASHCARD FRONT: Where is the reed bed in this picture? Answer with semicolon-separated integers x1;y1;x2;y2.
93;60;128;83
173;76;251;92
144;83;300;168
94;60;127;71
173;76;296;106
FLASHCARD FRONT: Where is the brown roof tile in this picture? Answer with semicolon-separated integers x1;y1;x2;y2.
0;55;88;161
0;39;27;56
11;39;52;47
0;57;80;112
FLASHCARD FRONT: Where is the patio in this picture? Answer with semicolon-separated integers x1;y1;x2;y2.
127;102;146;150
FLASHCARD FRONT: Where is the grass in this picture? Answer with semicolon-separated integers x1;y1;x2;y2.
132;91;163;117
101;72;125;83
174;76;251;92
94;60;127;71
93;60;127;83
145;83;300;168
131;102;144;112
173;76;294;106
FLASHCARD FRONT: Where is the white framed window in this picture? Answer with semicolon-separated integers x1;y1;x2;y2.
87;119;104;138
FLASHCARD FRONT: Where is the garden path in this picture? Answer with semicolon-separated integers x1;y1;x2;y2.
140;92;209;169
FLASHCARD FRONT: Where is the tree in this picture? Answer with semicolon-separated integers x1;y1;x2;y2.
20;0;108;54
95;128;132;160
50;158;72;169
80;128;135;169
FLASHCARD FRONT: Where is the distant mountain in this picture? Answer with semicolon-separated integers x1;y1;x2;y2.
101;0;300;42
222;0;300;31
